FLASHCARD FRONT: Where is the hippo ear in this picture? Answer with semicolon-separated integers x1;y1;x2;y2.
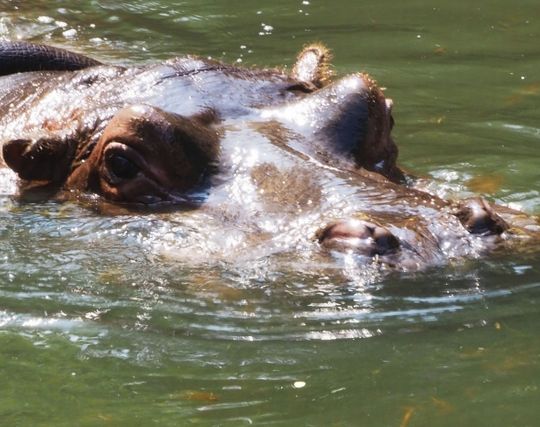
190;108;219;127
3;136;75;183
292;43;334;88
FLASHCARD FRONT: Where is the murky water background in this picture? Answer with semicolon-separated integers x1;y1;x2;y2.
1;0;540;425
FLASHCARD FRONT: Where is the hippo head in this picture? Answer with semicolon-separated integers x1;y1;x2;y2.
3;104;220;205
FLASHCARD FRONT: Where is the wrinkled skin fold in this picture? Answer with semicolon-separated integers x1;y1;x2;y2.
0;40;538;271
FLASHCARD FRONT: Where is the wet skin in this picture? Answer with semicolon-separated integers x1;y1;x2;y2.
0;41;538;269
0;43;399;184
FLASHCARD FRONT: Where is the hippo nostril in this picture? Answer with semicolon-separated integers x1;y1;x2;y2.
372;227;400;254
2;139;32;176
317;219;371;241
456;198;508;236
317;219;400;256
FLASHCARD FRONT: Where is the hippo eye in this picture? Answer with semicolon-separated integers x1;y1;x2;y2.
105;153;140;180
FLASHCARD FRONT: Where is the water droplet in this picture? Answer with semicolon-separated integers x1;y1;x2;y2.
62;29;77;38
37;16;54;24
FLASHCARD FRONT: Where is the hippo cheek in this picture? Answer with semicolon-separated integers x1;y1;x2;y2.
317;219;400;256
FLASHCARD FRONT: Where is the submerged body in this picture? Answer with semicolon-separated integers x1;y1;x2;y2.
0;41;537;271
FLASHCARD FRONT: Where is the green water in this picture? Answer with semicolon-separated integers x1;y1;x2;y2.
1;0;540;425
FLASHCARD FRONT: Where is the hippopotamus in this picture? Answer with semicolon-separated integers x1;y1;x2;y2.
0;40;538;270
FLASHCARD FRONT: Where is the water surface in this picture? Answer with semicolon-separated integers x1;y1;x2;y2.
1;0;540;425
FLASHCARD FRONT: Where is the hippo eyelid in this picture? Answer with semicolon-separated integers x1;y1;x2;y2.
103;141;146;167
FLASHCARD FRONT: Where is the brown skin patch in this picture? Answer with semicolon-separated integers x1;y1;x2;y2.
250;162;322;211
251;120;310;161
42;108;84;132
